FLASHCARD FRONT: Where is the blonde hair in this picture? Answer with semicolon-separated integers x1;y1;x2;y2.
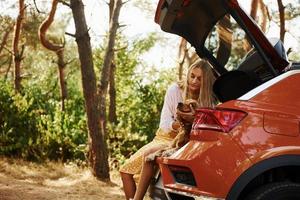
180;59;216;107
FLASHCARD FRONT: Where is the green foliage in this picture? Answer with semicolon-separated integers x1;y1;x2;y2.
108;124;147;168
37;98;87;161
288;51;300;62
206;16;249;70
0;81;40;159
107;68;173;169
97;33;175;168
22;8;45;49
0;80;87;161
275;3;300;20
0;3;86;161
0;28;172;168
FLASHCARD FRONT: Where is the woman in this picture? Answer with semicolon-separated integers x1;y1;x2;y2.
119;59;217;200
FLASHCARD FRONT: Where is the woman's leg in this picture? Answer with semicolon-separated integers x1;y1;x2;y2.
133;143;167;200
133;160;156;200
120;172;136;200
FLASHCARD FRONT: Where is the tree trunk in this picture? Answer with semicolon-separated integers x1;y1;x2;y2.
0;25;13;56
57;50;67;111
258;0;268;33
98;0;122;153
4;57;12;80
277;0;285;43
250;0;259;21
189;52;199;65
0;26;13;77
13;0;25;92
70;0;110;180
109;0;115;21
38;0;67;111
242;0;259;52
108;62;117;123
177;38;199;80
108;0;117;124
216;15;232;67
177;37;187;81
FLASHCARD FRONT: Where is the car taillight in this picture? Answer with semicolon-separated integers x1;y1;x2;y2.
169;165;196;186
192;108;247;133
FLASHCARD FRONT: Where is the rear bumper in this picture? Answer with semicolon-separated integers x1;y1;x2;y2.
165;188;225;200
157;138;251;198
149;175;168;200
149;173;224;200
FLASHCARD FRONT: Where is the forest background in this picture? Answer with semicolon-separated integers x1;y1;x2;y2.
1;0;300;186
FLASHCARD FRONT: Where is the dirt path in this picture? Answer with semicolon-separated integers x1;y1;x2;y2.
0;158;125;200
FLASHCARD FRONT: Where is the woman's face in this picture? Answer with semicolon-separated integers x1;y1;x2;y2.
188;67;202;94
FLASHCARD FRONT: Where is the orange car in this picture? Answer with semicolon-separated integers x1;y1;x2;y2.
151;0;300;199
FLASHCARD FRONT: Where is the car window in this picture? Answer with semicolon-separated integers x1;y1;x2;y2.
204;15;256;71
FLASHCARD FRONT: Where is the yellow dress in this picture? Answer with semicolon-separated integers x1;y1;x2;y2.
119;83;183;181
119;128;177;180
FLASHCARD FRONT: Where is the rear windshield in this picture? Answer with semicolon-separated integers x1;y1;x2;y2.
205;15;254;71
204;14;279;83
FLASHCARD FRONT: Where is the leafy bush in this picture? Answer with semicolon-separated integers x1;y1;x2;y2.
36;98;88;161
0;80;88;161
0;32;175;168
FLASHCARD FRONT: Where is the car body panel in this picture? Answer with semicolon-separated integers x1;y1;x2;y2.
155;73;300;198
226;155;300;200
250;71;300;107
157;136;252;198
153;0;300;199
222;71;300;162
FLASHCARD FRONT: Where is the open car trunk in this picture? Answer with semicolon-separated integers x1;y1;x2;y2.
155;0;290;102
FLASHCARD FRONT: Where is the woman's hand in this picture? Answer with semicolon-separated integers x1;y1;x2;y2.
176;99;197;123
176;109;195;123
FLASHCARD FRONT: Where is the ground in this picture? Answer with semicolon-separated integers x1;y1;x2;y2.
0;157;125;200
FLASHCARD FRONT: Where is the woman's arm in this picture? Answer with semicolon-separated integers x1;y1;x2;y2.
159;83;182;132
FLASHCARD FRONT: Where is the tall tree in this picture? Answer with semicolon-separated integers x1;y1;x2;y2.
244;0;270;51
13;0;25;92
176;38;198;80
38;0;67;111
70;0;110;180
108;62;117;123
251;0;270;32
0;23;13;76
98;0;122;169
177;38;187;81
250;0;259;21
216;15;232;67
0;25;13;56
108;0;118;124
243;0;260;51
258;0;269;33
277;0;285;42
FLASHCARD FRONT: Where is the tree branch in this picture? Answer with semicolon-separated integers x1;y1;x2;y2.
58;0;70;7
4;56;12;80
65;32;76;38
38;0;64;52
113;46;127;51
122;0;130;5
0;25;13;55
3;46;14;56
118;24;127;28
33;0;45;14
